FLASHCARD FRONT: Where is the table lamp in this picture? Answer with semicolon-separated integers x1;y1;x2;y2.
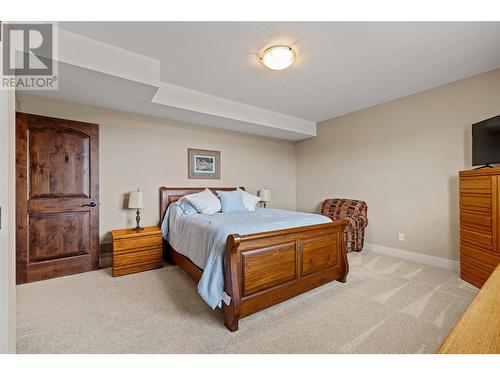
259;189;271;208
128;189;144;231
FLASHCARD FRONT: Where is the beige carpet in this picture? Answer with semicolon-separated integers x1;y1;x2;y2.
16;251;478;354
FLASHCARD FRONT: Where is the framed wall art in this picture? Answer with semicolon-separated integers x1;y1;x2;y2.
187;148;221;179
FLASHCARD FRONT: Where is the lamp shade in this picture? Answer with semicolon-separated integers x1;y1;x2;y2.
259;189;271;202
128;190;144;209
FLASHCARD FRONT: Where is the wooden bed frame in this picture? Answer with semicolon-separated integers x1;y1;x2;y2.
160;187;349;332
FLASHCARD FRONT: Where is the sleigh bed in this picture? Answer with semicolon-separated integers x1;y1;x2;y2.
160;187;349;332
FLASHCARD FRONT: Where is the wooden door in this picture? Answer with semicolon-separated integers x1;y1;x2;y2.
16;113;99;284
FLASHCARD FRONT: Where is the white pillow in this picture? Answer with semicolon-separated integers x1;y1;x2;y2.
185;188;221;214
238;188;261;211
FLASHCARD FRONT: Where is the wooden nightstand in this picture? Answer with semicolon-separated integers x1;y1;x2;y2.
111;226;163;277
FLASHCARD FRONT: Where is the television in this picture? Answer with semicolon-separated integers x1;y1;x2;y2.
472;115;500;167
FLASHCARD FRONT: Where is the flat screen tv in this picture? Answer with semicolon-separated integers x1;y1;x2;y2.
472;115;500;167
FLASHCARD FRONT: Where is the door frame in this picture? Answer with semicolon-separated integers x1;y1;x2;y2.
0;90;16;353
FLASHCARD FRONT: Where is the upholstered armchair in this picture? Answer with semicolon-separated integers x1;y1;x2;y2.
320;199;368;252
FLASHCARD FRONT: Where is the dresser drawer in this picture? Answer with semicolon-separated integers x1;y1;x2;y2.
460;176;493;194
460;260;492;289
460;193;492;213
461;244;499;288
460;211;492;232
461;244;500;270
460;228;493;250
460;249;499;289
113;235;162;253
113;247;163;268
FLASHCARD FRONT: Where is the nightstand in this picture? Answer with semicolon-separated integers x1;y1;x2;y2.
111;226;163;277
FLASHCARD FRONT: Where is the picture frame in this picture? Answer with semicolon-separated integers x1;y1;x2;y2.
188;148;221;179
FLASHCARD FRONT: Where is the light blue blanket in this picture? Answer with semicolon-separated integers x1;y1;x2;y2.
161;204;331;309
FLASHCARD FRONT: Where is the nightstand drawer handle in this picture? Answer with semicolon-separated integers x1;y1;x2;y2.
82;202;97;208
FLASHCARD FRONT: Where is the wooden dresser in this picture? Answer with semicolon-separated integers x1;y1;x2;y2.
459;168;500;288
111;226;163;277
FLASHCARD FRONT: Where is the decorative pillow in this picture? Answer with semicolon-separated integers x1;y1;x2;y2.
185;188;221;214
175;197;198;215
237;188;261;211
217;190;247;213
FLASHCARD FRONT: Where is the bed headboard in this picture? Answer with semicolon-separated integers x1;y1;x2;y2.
159;187;245;222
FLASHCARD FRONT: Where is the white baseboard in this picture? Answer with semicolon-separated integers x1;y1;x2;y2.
364;242;459;272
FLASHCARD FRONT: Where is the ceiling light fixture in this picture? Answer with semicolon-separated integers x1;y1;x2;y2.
260;45;296;71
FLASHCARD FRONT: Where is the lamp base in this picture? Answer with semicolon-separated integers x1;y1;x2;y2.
132;209;143;231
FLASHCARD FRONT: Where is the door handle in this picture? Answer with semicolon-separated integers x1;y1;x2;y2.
81;202;97;208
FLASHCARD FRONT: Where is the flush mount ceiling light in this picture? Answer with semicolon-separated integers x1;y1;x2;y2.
260;45;296;71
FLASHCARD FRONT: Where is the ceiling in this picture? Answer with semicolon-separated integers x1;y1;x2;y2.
26;22;500;140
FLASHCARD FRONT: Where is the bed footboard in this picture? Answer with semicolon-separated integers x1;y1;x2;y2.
222;220;349;332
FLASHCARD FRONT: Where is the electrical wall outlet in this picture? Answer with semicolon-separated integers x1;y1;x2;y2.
398;233;405;242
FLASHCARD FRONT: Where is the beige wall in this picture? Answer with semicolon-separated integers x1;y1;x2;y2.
18;68;500;261
296;68;500;261
17;94;297;244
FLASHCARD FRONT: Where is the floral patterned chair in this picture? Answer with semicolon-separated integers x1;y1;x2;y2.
320;199;368;252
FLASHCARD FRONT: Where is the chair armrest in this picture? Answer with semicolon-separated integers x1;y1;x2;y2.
334;214;367;230
349;214;368;229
